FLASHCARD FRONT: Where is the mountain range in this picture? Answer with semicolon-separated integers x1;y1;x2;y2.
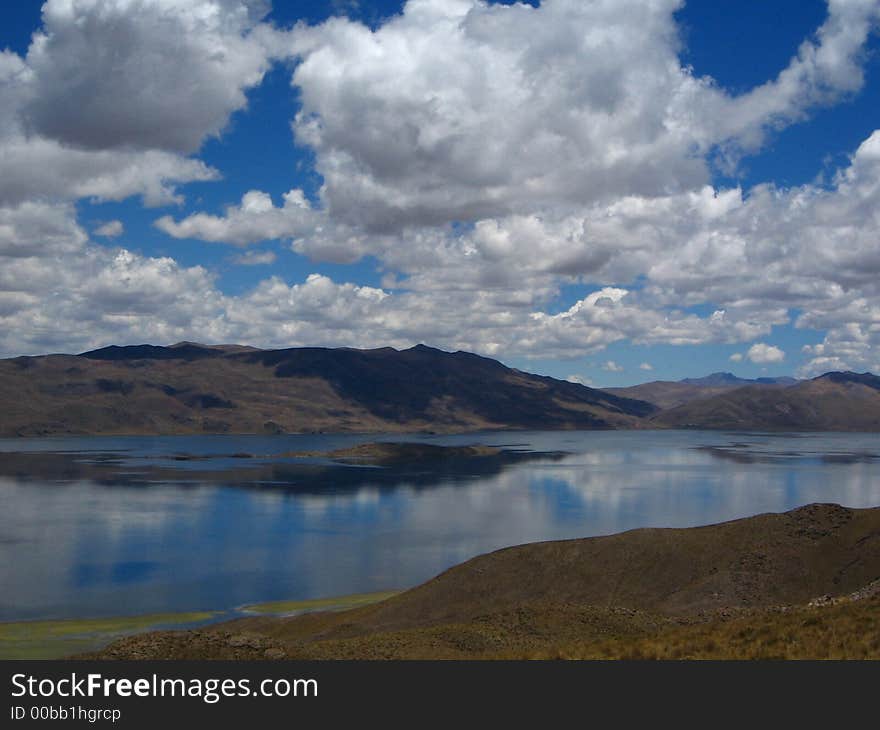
1;342;878;435
0;342;654;436
606;372;799;409
652;371;880;431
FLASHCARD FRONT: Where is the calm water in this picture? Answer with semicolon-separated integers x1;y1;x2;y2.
1;430;879;622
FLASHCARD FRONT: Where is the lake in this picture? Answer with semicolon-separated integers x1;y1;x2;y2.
1;430;879;622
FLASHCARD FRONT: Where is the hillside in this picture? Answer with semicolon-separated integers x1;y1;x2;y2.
652;372;880;431
0;342;655;436
607;372;798;409
2;341;879;435
83;503;880;660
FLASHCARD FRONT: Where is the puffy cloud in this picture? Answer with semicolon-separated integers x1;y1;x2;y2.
565;374;593;386
639;362;654;371
231;250;277;266
93;221;124;238
0;1;284;207
797;354;853;378
156;189;319;245
798;320;880;377
0;54;220;206
747;343;786;364
0;231;226;355
284;0;880;230
155;187;386;263
0;145;218;208
147;2;880;374
602;361;625;373
22;0;279;153
729;353;744;362
0;201;87;257
4;0;880;371
2;200;786;359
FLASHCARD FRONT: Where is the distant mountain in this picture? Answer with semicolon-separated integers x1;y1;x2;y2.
652;371;880;431
681;372;798;387
820;371;880;390
606;372;798;409
0;343;656;437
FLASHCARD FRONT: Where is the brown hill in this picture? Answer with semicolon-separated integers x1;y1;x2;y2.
84;503;880;659
652;372;880;430
0;343;655;436
607;372;797;409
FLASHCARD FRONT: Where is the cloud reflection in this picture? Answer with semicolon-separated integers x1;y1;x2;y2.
1;431;879;621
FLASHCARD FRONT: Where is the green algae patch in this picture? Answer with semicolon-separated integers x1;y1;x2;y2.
241;591;399;616
0;611;218;659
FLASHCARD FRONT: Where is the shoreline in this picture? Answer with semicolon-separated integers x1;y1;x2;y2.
0;591;400;660
69;502;880;660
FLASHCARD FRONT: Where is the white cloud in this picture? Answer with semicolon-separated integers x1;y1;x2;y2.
0;201;86;257
23;0;279;154
639;362;654;371
231;250;277;266
729;353;744;362
602;361;625;373
2;200;785;359
565;374;593;387
156;189;319;246
283;0;880;230
0;211;225;355
0;113;220;208
141;2;880;373
0;1;282;208
746;343;786;364
797;354;852;378
93;220;124;238
4;0;880;370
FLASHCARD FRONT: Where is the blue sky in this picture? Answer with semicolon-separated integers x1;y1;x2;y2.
1;0;879;386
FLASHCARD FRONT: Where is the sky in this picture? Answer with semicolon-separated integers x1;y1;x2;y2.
1;0;879;387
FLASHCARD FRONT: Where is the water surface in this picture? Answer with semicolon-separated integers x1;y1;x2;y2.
1;430;879;622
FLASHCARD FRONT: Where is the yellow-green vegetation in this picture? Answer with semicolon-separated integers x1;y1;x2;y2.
0;611;217;660
241;591;400;616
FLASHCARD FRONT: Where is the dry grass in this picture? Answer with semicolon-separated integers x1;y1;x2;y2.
82;504;880;661
537;599;880;660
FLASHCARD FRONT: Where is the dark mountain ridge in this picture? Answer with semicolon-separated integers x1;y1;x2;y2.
0;343;655;436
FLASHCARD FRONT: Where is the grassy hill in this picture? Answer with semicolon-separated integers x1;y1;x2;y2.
82;503;880;660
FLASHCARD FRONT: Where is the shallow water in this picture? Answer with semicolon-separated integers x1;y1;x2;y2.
1;430;879;622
